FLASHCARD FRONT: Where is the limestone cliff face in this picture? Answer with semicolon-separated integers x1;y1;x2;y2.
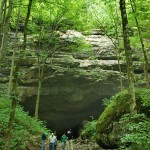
0;30;144;134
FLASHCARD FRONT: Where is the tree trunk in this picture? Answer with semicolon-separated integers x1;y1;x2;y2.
0;0;8;28
119;0;137;115
4;64;19;150
4;1;21;148
8;0;21;95
23;0;33;49
130;0;149;88
0;0;6;54
4;96;17;150
0;0;5;23
0;0;13;64
114;0;123;91
34;65;44;119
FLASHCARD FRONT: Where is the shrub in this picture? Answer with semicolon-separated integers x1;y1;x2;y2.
81;120;97;139
119;114;150;150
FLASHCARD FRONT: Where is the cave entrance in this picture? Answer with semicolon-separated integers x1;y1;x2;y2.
49;115;100;140
21;95;109;140
55;126;80;140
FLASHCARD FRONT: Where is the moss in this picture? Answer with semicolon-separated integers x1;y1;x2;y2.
96;90;130;133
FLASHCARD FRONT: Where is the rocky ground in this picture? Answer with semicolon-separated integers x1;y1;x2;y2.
56;138;101;150
26;135;106;150
43;137;109;150
27;138;118;150
37;138;101;150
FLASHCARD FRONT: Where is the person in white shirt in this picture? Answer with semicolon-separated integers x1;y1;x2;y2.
49;133;57;150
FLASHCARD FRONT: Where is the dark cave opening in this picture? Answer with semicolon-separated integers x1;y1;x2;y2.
55;125;80;140
20;94;108;140
21;95;103;140
49;117;97;140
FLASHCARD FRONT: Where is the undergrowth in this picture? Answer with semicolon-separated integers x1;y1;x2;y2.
0;93;50;150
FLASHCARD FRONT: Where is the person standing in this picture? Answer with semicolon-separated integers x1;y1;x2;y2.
41;130;46;150
67;129;73;150
61;133;68;150
54;131;57;150
49;132;56;150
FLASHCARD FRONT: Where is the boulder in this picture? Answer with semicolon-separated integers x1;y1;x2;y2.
96;89;150;148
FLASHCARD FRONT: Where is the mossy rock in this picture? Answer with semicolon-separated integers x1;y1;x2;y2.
96;88;150;149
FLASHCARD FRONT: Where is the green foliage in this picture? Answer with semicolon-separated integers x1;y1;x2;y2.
102;90;129;108
119;114;150;150
81;120;97;139
37;31;60;49
51;34;93;55
136;88;150;107
74;41;92;55
11;0;99;32
102;98;111;107
0;94;50;150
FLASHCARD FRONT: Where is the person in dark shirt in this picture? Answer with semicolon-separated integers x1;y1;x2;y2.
41;130;46;150
67;129;73;140
67;129;73;150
